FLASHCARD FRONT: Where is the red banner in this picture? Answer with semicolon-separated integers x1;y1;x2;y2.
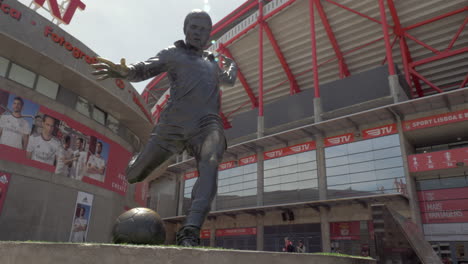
0;172;11;215
238;154;257;166
403;109;468;131
134;181;149;207
408;147;468;172
330;222;360;240
200;229;211;239
263;141;316;160
184;170;199;180
215;227;257;237
368;221;374;240
362;124;397;139
0;89;132;195
219;161;236;171
418;186;468;201
418;188;468;224
324;133;355;147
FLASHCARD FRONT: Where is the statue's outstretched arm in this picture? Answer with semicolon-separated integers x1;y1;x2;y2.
91;58;130;80
91;49;170;82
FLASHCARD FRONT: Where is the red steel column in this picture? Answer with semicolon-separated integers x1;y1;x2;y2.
309;0;320;98
258;0;264;117
378;0;395;75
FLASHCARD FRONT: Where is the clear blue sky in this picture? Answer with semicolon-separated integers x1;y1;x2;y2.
17;0;247;93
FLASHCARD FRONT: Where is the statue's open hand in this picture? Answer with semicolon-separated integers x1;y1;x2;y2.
91;57;130;80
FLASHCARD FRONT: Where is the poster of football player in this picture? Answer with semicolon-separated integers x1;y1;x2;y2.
0;90;39;150
69;191;94;243
69;133;90;181
26;113;61;166
85;136;109;182
55;120;89;179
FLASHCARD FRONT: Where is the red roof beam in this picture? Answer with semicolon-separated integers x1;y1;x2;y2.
324;0;381;25
404;32;440;54
263;23;300;95
409;69;443;93
314;0;350;79
403;6;468;31
219;45;259;109
460;73;468;89
381;35;399;65
447;16;468;50
211;0;258;36
410;47;468;68
216;0;297;50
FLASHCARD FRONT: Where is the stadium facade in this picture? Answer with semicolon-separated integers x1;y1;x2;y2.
142;0;468;263
0;0;152;243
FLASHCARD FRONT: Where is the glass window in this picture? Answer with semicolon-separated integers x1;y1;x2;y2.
374;157;403;169
244;163;257;173
348;140;373;154
298;161;316;172
297;170;317;181
349;160;375;173
348;151;374;164
243;173;256;181
93;106;106;125
264;176;281;186
75;96;91;117
373;146;402;160
327;164;350;177
297;151;316;162
265;184;280;192
106;114;119;134
376;167;405;180
302;179;318;189
327;175;350;186
279;155;297;167
264;158;279;170
325;144;348;158
35;76;59;99
8;63;36;88
350;181;377;192
243;180;256;189
349;171;376;183
0;56;9;77
326;155;349;167
372;134;400;149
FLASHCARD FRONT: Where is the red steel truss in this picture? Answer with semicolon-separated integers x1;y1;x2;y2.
142;0;467;127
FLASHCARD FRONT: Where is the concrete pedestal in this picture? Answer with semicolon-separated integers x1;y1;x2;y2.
0;242;376;264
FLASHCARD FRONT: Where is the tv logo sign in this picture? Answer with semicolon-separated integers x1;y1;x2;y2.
325;133;354;147
362;124;397;139
265;150;283;159
239;155;257;166
32;0;86;25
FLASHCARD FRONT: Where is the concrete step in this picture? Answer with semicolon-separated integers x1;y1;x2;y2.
1;242;376;264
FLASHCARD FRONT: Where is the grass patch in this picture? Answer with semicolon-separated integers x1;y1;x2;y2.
311;252;373;260
1;241;225;250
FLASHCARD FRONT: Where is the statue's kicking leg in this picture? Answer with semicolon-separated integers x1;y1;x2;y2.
126;133;175;184
176;127;225;246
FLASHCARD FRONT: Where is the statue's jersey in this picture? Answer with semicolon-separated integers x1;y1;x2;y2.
128;40;237;139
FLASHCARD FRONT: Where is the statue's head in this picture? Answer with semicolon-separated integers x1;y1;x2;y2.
184;9;212;50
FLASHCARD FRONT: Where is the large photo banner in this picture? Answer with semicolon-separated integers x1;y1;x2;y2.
0;89;132;195
0;171;11;215
69;191;94;243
